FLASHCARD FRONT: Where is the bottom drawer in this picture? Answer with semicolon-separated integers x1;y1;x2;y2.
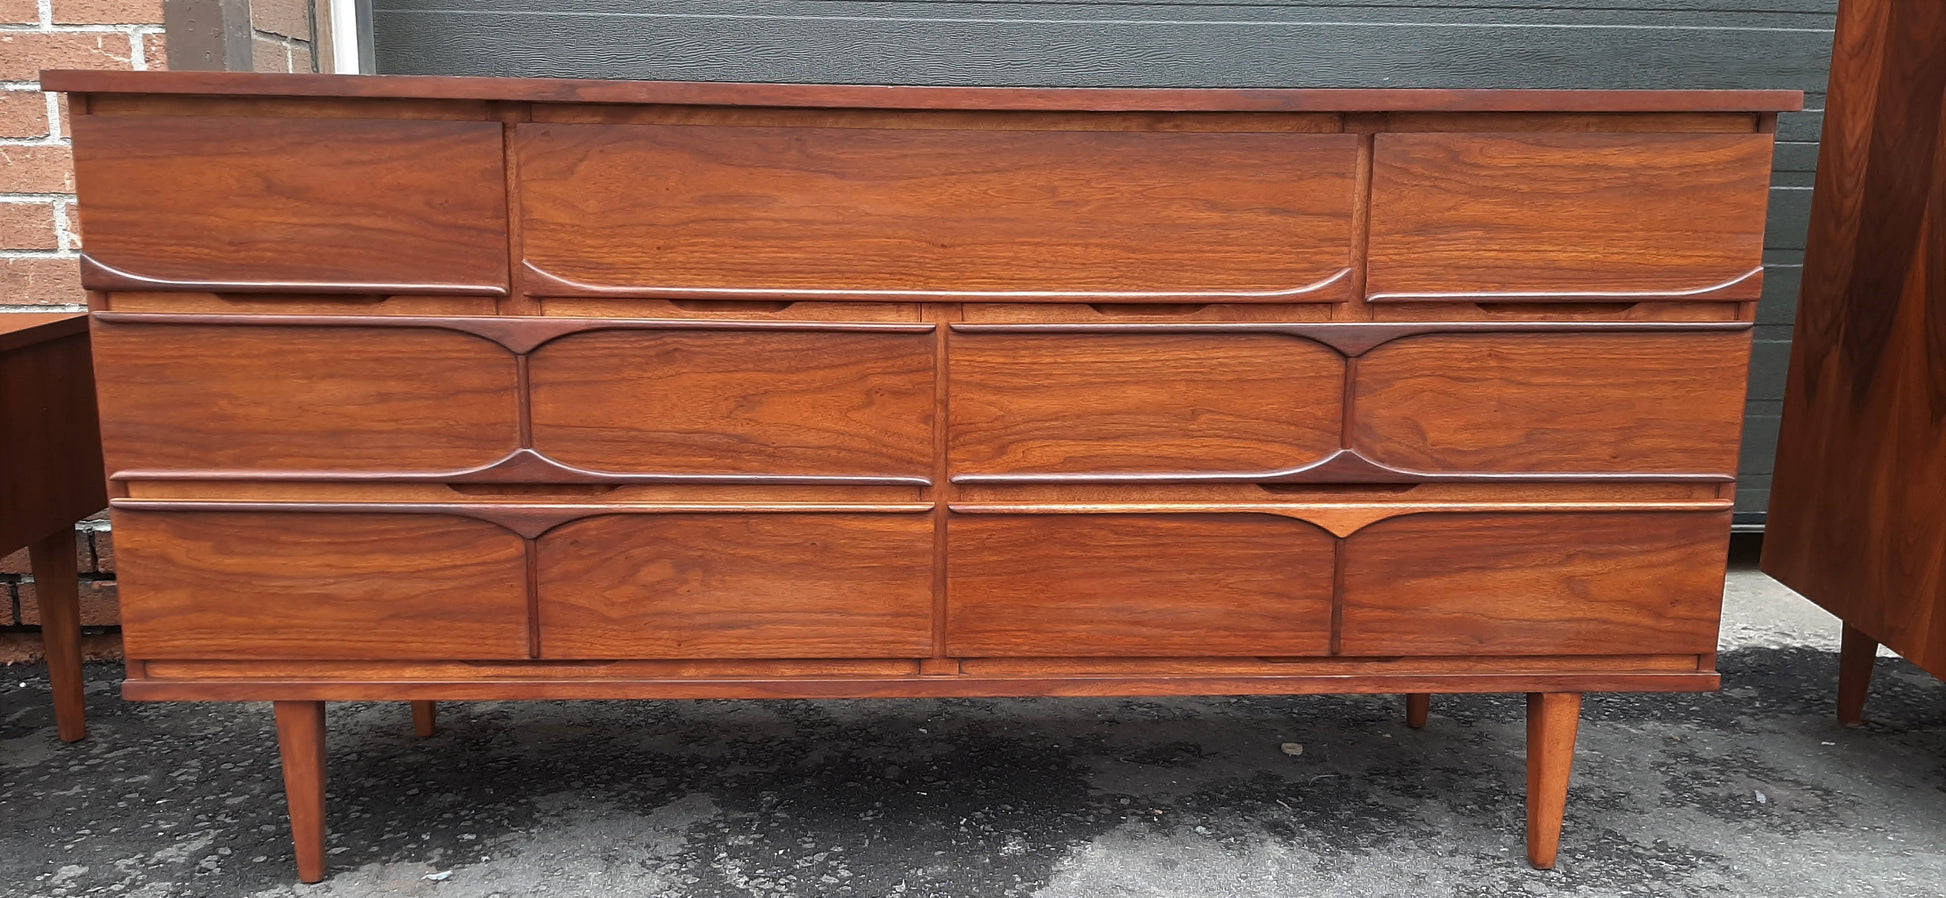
946;513;1336;656
114;510;531;660
535;513;935;659
1340;510;1730;656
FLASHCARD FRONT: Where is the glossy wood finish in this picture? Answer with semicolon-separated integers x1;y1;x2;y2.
947;514;1335;656
537;513;935;659
1760;0;1946;717
1526;692;1582;870
1367;133;1773;302
1341;512;1731;656
273;701;327;883
114;511;531;660
519;125;1356;301
54;75;1789;879
0;314;106;743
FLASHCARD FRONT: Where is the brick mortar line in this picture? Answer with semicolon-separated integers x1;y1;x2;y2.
0;303;87;312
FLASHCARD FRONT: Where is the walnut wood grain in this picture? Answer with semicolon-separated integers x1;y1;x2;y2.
1761;0;1946;685
41;70;1803;114
949;332;1344;478
92;321;521;477
115;511;531;660
70;115;508;294
1352;332;1752;476
517;124;1357;300
528;329;935;478
946;513;1335;657
536;514;935;659
1367;132;1774;301
1340;511;1731;656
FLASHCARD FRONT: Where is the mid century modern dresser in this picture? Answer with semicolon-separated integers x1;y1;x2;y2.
45;70;1797;882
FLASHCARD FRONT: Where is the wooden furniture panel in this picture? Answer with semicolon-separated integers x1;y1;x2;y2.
1760;0;1946;722
536;513;935;659
1341;511;1731;656
516;124;1358;301
92;321;521;476
1366;132;1773;302
114;510;530;660
1353;332;1751;476
69;115;508;294
0;314;106;743
947;513;1336;656
949;332;1344;478
528;329;935;478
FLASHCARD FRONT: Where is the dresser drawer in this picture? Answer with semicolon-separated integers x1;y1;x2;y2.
536;513;935;659
115;510;531;660
946;513;1335;656
1353;331;1750;476
1367;132;1772;302
71;115;508;293
949;332;1344;478
1340;510;1730;655
516;123;1357;300
527;328;935;478
93;321;521;477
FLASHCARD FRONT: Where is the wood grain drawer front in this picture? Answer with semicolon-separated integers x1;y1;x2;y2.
516;124;1357;300
1367;132;1773;301
1353;332;1750;476
92;322;521;476
70;115;508;293
527;329;935;478
947;514;1335;656
1340;511;1730;656
950;333;1344;478
114;511;530;660
536;514;935;659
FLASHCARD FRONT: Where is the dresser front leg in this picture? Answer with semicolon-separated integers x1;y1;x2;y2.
274;701;329;883
29;528;86;743
411;701;438;738
1525;691;1582;870
1837;624;1878;726
1405;693;1430;729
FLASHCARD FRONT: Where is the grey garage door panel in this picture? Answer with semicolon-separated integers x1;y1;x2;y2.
371;1;1837;523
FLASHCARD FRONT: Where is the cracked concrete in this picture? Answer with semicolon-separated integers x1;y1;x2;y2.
3;565;1943;898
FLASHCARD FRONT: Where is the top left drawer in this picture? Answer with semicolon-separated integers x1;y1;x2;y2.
70;115;509;295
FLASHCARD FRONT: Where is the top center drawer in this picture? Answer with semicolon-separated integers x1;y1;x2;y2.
514;124;1358;302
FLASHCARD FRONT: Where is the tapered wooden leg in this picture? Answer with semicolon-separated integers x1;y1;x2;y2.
1405;693;1430;729
1838;623;1878;727
1526;692;1582;870
411;701;437;738
29;528;86;743
274;701;328;883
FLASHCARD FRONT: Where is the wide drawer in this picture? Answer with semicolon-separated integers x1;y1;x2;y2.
1340;510;1730;655
1366;132;1772;302
92;320;522;477
114;510;531;660
71;115;508;293
516;124;1358;300
536;513;935;659
946;512;1336;656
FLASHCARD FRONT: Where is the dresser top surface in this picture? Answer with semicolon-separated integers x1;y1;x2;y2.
0;312;86;355
40;70;1803;114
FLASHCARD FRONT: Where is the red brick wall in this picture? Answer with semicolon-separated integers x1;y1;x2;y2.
1;0;320;662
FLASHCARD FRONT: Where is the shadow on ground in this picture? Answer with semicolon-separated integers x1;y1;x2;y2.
3;648;1943;898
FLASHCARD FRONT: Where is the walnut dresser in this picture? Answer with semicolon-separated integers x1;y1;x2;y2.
44;70;1798;883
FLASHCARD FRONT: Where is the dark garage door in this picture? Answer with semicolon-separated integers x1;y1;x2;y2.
369;0;1840;528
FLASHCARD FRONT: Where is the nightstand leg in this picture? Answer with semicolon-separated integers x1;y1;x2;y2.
411;701;437;738
1526;691;1581;870
30;528;86;743
274;701;328;883
1405;693;1430;729
1838;624;1878;726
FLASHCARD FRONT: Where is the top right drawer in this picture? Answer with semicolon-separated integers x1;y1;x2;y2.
1366;132;1774;303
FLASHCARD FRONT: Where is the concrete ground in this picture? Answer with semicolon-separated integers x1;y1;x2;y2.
3;561;1943;898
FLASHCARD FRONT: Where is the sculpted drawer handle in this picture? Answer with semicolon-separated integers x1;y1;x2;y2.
445;483;621;498
1473;302;1639;316
218;293;390;305
1257;483;1418;496
1086;303;1210;316
669;299;797;313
